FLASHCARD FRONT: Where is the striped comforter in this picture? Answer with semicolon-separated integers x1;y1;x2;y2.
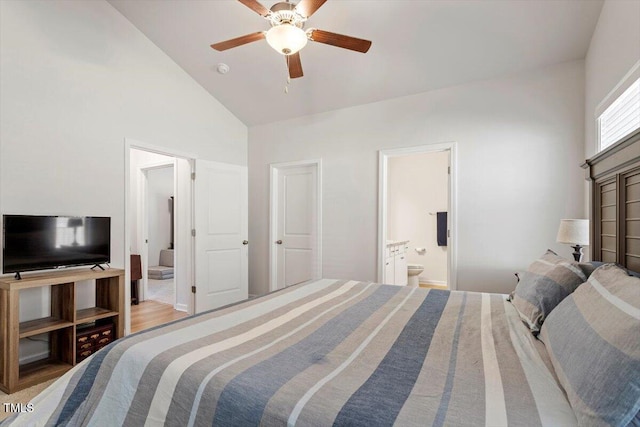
4;279;577;426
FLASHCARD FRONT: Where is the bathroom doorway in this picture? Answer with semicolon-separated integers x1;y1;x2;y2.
378;143;457;289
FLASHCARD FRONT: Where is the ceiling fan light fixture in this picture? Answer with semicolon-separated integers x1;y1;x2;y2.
266;24;308;55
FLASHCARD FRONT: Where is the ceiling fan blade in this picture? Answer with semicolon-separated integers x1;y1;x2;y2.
308;29;372;53
211;32;265;51
294;0;327;18
287;52;303;79
237;0;270;17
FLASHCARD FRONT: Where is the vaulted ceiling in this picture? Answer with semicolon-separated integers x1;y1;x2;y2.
109;0;603;126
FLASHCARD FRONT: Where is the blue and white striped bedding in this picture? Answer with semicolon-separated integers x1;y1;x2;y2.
2;279;576;426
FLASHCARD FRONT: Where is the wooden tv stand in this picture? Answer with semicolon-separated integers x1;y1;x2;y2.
0;268;124;394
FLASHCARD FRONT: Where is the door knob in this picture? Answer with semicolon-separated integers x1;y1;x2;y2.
242;240;249;245
276;240;283;244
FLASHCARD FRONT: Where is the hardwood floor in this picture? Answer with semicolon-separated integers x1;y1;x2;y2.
419;283;448;290
130;300;189;333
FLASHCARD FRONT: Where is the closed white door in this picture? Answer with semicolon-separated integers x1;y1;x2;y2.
194;160;248;312
273;163;319;289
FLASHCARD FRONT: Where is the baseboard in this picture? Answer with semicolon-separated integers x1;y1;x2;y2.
175;303;188;313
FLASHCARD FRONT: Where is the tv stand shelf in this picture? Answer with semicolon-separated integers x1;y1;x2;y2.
19;317;75;339
0;268;124;394
77;307;119;323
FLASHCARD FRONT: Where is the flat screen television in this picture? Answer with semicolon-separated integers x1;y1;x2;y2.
2;215;111;276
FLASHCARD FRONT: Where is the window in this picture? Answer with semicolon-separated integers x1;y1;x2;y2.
598;77;640;152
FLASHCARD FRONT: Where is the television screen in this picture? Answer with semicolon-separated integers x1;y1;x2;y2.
2;215;111;274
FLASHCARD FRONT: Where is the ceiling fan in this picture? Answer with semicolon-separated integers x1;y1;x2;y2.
211;0;372;79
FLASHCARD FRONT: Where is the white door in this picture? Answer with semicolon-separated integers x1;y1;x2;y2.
272;163;319;289
194;160;248;312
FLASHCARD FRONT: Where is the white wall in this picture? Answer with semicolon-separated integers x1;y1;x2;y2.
584;0;640;158
388;152;449;284
249;60;586;295
0;0;247;328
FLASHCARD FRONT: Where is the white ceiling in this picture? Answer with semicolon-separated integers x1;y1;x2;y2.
108;0;603;126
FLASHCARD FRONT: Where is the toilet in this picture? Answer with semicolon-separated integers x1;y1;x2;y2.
407;264;424;287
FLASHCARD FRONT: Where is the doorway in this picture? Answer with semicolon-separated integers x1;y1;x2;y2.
127;145;193;333
143;162;175;306
269;160;322;291
378;143;457;289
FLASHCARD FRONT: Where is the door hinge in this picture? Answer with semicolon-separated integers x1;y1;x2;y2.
448;166;451;174
191;172;196;180
191;229;196;237
448;229;451;237
191;286;196;294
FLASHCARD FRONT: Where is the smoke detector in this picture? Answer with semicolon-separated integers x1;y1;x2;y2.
217;63;230;74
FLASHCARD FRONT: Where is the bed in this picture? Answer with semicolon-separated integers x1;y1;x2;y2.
3;279;577;426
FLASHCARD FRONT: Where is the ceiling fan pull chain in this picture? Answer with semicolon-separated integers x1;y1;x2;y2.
285;56;291;94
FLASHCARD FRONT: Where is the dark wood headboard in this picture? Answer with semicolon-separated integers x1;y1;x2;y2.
583;129;640;271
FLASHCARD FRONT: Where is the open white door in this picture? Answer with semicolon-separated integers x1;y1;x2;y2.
194;160;248;313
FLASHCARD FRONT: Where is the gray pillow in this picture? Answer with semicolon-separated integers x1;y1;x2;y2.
590;261;640;278
539;264;640;426
509;250;594;333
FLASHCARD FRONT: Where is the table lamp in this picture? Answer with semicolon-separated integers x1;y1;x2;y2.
556;219;589;262
67;217;83;246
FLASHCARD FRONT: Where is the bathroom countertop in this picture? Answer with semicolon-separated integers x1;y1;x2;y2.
386;240;409;247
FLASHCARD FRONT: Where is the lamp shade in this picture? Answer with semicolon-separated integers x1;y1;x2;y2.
556;219;589;246
266;24;307;55
67;218;83;227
